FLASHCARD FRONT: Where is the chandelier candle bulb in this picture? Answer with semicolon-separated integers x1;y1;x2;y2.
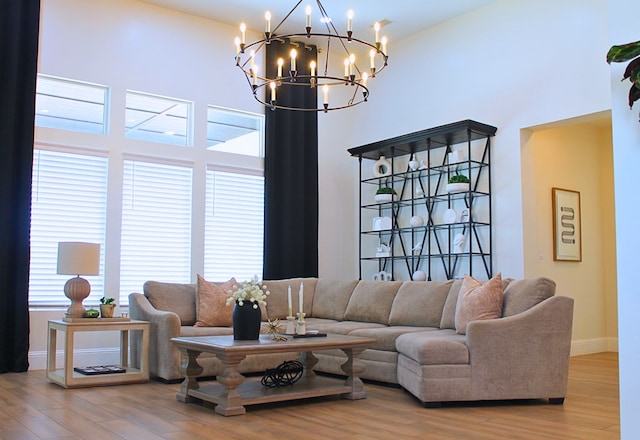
277;58;284;78
347;9;353;32
240;22;246;45
323;84;329;104
370;49;375;69
374;22;381;44
381;36;388;55
349;54;355;77
344;58;349;78
290;49;297;72
305;5;312;29
234;37;241;55
270;81;276;101
265;11;271;35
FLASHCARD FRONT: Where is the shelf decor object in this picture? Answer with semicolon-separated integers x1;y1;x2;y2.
348;120;497;281
233;0;389;112
57;242;100;318
552;187;582;262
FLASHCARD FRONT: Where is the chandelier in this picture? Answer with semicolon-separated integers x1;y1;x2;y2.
234;0;389;112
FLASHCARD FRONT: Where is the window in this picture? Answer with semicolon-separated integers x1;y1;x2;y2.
35;75;108;134
125;91;192;146
120;160;193;294
207;106;263;157
29;150;107;305
31;75;265;307
204;170;264;281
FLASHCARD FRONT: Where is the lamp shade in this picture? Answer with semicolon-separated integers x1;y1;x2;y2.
57;242;100;276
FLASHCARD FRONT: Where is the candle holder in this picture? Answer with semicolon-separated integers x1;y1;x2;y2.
285;316;296;335
296;312;306;335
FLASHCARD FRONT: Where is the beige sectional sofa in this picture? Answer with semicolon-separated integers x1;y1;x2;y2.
129;276;574;406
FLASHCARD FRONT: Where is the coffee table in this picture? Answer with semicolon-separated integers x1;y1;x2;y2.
171;334;374;416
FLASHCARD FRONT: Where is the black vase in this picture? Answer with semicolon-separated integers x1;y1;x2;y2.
232;301;262;340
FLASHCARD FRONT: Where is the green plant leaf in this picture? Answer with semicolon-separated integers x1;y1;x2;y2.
628;85;640;109
607;40;640;63
630;65;640;89
622;56;640;81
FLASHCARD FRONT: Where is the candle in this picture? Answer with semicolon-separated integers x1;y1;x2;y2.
305;5;312;28
323;84;329;104
277;58;284;77
265;11;271;34
234;37;241;55
381;36;388;55
298;282;304;314
252;66;258;86
344;58;349;77
370;49;375;69
310;60;316;77
374;22;380;43
290;49;297;72
270;81;276;101
347;10;353;32
349;54;355;76
287;285;292;317
240;23;246;45
250;50;256;72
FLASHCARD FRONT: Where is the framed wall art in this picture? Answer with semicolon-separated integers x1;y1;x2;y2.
552;187;582;262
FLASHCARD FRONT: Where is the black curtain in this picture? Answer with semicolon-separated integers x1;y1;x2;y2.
0;0;40;373
263;41;319;279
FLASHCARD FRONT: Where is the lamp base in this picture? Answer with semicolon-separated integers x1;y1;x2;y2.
64;276;91;318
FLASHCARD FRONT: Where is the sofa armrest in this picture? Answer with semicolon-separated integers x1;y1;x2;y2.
466;295;574;400
129;292;183;381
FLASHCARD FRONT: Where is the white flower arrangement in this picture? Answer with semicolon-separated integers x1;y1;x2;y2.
226;276;270;309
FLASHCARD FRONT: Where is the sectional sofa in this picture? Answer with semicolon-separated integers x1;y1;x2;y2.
129;276;574;406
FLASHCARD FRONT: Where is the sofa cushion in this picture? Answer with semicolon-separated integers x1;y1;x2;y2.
143;281;197;325
502;277;555;317
263;278;317;320
311;279;359;320
389;280;453;327
439;279;463;329
454;274;504;335
349;326;437;351
344;280;402;324
194;275;236;327
396;330;469;365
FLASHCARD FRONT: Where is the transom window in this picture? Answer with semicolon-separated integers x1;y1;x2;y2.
125;91;192;146
207;106;263;157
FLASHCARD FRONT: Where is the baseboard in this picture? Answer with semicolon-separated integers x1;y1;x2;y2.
29;347;123;371
571;337;618;356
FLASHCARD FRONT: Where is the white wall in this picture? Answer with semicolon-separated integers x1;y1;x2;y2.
607;0;640;437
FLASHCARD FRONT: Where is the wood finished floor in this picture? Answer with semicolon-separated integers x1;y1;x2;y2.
0;352;619;440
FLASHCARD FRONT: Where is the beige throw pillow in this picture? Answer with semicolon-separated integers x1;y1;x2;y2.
194;275;236;327
454;273;503;335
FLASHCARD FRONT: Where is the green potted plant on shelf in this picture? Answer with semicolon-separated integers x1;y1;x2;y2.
375;187;396;203
99;297;116;318
446;174;470;193
606;40;640;122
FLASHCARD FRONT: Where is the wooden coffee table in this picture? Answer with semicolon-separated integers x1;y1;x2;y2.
171;334;374;416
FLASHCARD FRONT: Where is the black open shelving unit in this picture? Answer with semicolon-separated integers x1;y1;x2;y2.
348;120;498;281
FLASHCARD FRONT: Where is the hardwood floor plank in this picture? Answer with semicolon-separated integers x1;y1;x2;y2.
0;352;619;440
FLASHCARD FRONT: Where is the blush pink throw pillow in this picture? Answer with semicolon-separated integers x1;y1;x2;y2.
454;273;504;335
194;275;236;327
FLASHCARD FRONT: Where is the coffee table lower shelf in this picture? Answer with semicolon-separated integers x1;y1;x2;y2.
189;375;353;408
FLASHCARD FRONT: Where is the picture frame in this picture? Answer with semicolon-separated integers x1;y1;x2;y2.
552;187;582;262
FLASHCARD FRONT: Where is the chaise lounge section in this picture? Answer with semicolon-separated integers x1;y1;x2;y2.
129;275;573;406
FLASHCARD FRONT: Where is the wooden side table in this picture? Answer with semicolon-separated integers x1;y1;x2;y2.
47;319;150;388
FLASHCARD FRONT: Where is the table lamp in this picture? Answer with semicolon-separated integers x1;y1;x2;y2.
57;242;100;318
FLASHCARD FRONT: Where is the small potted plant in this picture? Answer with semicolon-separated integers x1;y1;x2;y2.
99;297;116;318
446;174;470;193
375;187;396;203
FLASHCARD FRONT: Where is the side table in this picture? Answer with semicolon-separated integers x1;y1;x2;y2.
46;319;150;388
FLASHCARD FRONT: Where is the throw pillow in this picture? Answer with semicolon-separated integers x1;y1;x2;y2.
454;273;504;335
194;274;236;327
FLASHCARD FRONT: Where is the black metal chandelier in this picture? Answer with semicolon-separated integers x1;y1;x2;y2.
234;0;389;112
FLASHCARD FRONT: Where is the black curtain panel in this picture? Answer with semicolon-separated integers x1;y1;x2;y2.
263;41;319;280
0;0;40;373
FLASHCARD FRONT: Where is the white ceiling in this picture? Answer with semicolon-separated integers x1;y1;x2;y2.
139;0;496;42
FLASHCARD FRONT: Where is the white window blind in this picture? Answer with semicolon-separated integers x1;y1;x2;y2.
29;150;107;306
120;160;193;295
204;170;264;282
